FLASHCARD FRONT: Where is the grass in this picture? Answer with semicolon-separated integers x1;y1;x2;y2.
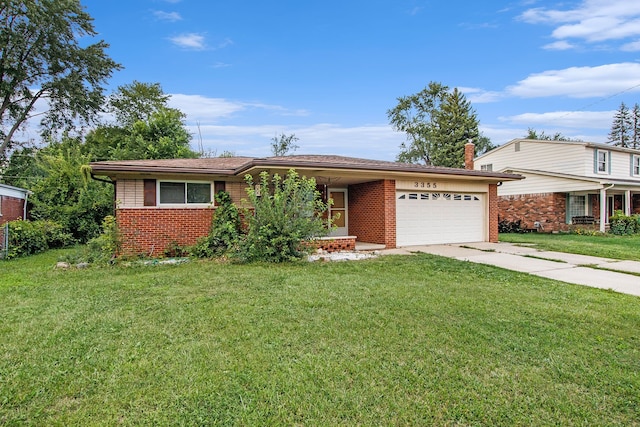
1;249;639;425
500;232;640;261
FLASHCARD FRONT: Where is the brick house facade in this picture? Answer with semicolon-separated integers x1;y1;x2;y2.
475;139;640;233
90;155;520;256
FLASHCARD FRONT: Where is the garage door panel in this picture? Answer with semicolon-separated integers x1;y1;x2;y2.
396;191;485;246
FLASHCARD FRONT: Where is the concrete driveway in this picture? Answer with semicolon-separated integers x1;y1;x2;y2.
382;242;640;297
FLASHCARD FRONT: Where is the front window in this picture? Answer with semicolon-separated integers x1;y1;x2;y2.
597;150;609;173
568;195;586;220
159;182;212;205
633;155;640;176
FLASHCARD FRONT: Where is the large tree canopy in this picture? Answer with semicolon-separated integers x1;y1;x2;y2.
0;0;121;159
84;81;198;160
388;82;492;168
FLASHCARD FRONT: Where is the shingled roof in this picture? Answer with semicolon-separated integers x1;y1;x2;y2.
90;154;522;181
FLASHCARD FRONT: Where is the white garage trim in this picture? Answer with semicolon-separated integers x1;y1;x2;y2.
396;191;486;246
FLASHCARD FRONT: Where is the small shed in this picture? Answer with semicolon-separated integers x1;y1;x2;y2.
0;183;30;225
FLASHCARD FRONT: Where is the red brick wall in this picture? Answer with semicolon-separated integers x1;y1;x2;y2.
0;196;26;225
497;193;568;232
117;208;214;256
348;180;396;248
316;237;356;252
488;184;498;242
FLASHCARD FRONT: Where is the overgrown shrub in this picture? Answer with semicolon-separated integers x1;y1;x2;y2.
608;210;640;235
190;191;242;258
6;219;76;259
84;215;121;264
498;218;524;233
238;170;330;263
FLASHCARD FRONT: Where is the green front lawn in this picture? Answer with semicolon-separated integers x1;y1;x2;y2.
500;232;640;261
1;250;639;425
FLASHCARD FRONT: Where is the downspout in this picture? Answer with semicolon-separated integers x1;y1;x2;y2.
23;191;31;220
599;184;614;233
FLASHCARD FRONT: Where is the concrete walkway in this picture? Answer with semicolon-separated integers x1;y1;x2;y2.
381;242;640;297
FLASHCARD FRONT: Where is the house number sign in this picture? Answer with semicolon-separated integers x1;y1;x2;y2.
413;181;438;188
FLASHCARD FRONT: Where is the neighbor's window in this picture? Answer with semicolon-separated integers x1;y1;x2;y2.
480;164;493;172
568;194;586;219
633;155;640;176
159;181;212;205
596;150;609;173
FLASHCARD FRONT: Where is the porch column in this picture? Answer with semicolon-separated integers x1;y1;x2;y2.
625;190;632;216
599;187;607;233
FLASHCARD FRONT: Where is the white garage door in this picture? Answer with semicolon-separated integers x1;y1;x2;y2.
396;191;485;246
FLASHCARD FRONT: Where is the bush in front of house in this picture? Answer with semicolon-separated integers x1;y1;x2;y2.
608;210;640;235
5;219;76;259
83;215;121;264
236;169;330;263
190;191;243;258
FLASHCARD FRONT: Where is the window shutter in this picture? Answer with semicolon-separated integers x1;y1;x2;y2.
631;155;635;176
608;151;612;175
214;181;226;194
593;150;598;174
565;194;571;224
143;179;156;206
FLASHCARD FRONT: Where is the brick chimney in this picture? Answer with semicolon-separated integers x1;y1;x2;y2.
464;140;475;170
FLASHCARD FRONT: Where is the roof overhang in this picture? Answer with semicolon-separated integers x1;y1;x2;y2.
89;156;524;186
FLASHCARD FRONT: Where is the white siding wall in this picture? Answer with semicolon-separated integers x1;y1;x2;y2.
476;141;587;175
497;173;599;196
116;179;144;207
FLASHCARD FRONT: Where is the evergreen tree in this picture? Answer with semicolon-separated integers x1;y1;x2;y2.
388;82;492;167
632;103;640;149
609;102;633;147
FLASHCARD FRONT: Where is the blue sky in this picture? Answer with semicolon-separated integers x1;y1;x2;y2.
81;0;640;160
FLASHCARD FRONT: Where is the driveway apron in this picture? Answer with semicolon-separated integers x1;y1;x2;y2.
383;242;640;297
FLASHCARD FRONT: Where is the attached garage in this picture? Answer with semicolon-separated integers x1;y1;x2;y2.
396;189;486;246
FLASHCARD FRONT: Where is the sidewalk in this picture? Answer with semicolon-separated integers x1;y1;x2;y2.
381;242;640;297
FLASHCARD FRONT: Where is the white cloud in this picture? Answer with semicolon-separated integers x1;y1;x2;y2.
459;87;503;103
153;10;182;22
507;62;640;98
186;123;405;160
169;33;206;50
168;94;309;122
621;40;640;52
542;40;575;50
500;110;614;129
519;0;640;47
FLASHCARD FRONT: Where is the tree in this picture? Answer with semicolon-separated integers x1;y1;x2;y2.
525;128;582;142
26;136;114;242
631;103;640;149
239;170;330;262
84;82;198;160
388;82;489;167
107;81;171;127
0;0;121;159
388;82;448;165
609;102;633;147
271;133;299;156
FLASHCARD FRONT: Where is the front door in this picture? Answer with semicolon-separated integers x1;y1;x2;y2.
328;189;348;236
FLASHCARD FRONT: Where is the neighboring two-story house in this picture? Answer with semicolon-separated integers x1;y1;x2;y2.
474;138;640;232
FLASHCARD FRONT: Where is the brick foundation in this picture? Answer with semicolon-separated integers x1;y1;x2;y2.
316;236;356;252
498;193;568;232
117;208;214;256
348;180;396;248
